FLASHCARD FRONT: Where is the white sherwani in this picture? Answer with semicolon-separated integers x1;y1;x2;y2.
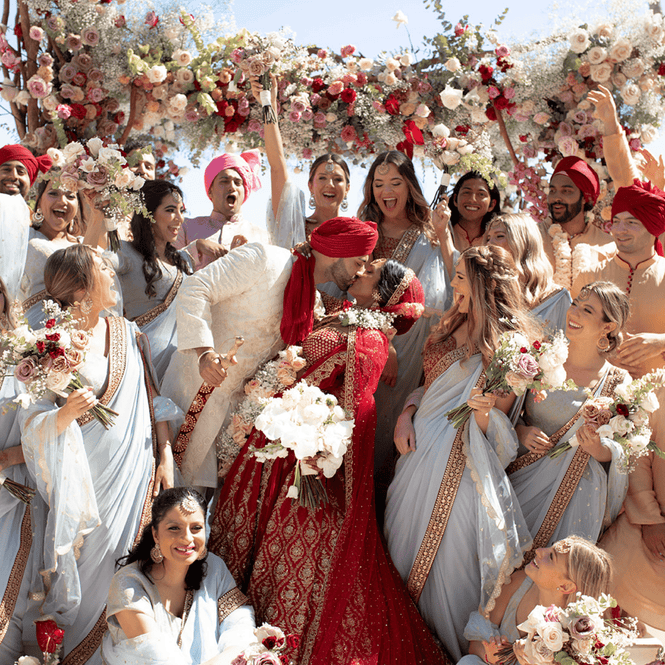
161;242;294;486
0;193;30;301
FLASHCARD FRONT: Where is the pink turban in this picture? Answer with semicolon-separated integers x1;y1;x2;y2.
203;150;262;203
0;144;52;185
552;156;600;206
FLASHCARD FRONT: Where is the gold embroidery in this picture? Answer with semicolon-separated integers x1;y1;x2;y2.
22;289;48;314
133;270;183;328
0;508;32;642
385;268;416;307
172;383;216;469
390;226;421;264
77;317;126;427
176;589;194;648
60;608;107;665
423;338;466;391
217;586;248;622
302;351;346;391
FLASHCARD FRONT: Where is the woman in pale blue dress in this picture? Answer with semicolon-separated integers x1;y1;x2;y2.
102;488;256;665
4;245;175;665
508;282;631;560
109;180;193;385
459;536;612;665
384;245;539;660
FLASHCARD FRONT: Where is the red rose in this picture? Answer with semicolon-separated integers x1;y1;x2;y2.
485;105;497;121
396;140;413;159
46;333;61;342
279;656;289;665
520;347;528;354
384;94;400;115
494;95;510;110
340;88;356;104
616;403;629;417
262;636;277;649
49;346;65;359
72;72;87;87
70;103;87;119
455;124;470;135
35;619;65;654
479;64;494;83
286;634;300;648
311;78;325;93
45;318;56;329
355;72;367;86
533;340;542;350
36;340;45;353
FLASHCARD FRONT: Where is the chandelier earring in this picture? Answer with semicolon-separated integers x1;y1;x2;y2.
32;208;44;228
597;334;611;353
80;295;93;315
309;194;316;209
371;288;382;307
197;546;208;561
341;197;348;211
150;543;164;563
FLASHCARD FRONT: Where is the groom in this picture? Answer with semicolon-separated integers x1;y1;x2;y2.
161;217;378;487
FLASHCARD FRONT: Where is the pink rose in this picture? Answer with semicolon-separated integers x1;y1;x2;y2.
231;48;244;64
70;329;89;350
114;15;126;28
487;86;500;99
340;44;356;57
66;34;83;51
57;104;72;120
302;148;313;159
59;63;77;83
328;80;344;96
87;69;104;83
289;110;301;122
86;170;108;187
29;26;44;41
26;75;52;99
81;27;99;47
255;655;280;665
15;357;38;383
515;353;540;379
317;49;327;58
248;59;266;77
247;119;262;133
74;53;93;72
145;10;159;28
38;53;54;67
569;615;596;640
495;45;510;58
340;125;357;142
86;87;105;103
291;99;306;114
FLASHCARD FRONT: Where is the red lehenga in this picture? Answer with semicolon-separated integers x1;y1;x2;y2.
209;303;449;664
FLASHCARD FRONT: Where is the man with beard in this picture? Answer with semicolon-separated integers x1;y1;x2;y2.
0;145;52;300
175;149;269;270
541;156;616;289
161;216;378;488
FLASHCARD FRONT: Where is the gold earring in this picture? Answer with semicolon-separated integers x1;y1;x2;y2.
597;334;610;353
150;543;163;563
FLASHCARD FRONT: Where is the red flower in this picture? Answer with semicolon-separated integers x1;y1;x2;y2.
35;619;65;654
341;88;357;104
311;78;326;93
145;10;159;28
13;24;22;39
384;94;400;115
616;403;629;417
355;72;367;86
396;140;413;159
279;656;289;665
455;124;470;135
262;636;277;649
402;119;423;146
46;333;61;342
520;347;528;354
478;64;494;83
659;62;665;77
485;106;497;121
70;103;87;119
494;96;510;110
45;318;56;329
286;634;300;648
454;23;467;37
533;340;542;350
36;341;45;353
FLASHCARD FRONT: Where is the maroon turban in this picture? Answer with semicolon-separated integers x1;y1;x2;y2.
552;156;600;206
0;145;52;185
281;217;378;345
612;179;665;256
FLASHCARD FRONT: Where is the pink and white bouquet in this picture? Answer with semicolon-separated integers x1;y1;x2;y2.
231;623;299;665
445;331;575;429
549;373;665;471
45;138;147;251
497;593;638;665
1;300;117;428
216;346;306;474
252;381;354;509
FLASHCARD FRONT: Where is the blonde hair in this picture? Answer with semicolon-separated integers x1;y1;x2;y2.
44;244;97;308
577;281;629;352
557;536;613;599
426;245;541;365
486;214;554;308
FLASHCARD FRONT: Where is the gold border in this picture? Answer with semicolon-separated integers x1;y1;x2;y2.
390;225;421;264
385;268;416;307
22;289;48;314
77;317;126;427
0;507;32;642
173;382;216;469
424;345;467;391
302;350;346;391
217;586;249;623
134;270;183;328
61;609;107;665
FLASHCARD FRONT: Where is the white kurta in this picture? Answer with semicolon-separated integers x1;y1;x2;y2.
0;193;30;302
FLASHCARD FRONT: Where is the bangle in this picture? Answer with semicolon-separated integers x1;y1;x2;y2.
198;349;215;365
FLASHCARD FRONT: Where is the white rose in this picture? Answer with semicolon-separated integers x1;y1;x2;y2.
172;48;192;67
358;58;373;71
641;391;660;412
524;638;556;665
645;20;664;43
432;123;451;138
445;57;461;72
621;83;640;106
587;46;607;65
176;69;195;85
17;657;41;665
630;407;650;428
610;38;632;62
440;85;463;110
15;90;30;107
471;107;490;123
611;72;627;88
597;424;614;438
623;58;645;80
0;78;17;102
629;433;651;454
385;57;399;72
590;62;613;83
147;64;167;84
12;325;36;351
614;383;632;401
540;623;566;652
114;169;134;189
400;52;413;67
131;176;145;190
595;22;613;39
47;147;65;167
86;136;103;157
42;95;58;111
63;142;86;161
46;370;72;393
543;365;567;388
441;150;460;165
569;28;591;54
98;146;122;163
169;93;188;111
415;103;430;117
609;415;634;436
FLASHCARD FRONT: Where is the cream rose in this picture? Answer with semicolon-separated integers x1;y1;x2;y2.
610;38;633;62
590;62;613;83
620;83;641;106
587;46;607;65
569;28;591;54
439;85;463;110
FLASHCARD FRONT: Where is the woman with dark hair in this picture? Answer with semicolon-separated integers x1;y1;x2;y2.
448;170;501;251
6;244;175;664
102;487;255;664
250;76;351;248
209;260;450;664
110;179;193;383
385;245;540;660
357;150;453;506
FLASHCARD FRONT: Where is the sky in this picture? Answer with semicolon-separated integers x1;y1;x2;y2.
0;0;661;222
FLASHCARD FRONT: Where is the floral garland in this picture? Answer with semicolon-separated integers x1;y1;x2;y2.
337;306;395;333
548;224;574;289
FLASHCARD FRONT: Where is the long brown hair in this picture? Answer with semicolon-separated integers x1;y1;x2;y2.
44;244;97;308
427;245;540;365
357;150;438;246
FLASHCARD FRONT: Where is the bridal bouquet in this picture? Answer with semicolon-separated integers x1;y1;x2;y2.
216;346;306;472
45;138;147;251
496;593;638;665
231;623;299;664
252;382;354;509
1;300;117;428
549;372;665;471
445;331;575;429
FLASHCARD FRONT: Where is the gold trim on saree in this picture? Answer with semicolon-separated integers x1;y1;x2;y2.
77;317;126;427
133;270;183;328
61;609;107;665
217;586;249;623
0;508;32;642
22;289;48;314
390;225;421;264
173;382;217;469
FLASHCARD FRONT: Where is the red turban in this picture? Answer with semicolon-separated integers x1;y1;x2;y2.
204;150;262;203
552;156;600;205
281;218;378;345
612;179;665;256
0;144;52;185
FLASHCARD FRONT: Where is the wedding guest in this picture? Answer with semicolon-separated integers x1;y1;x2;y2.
102;488;256;664
209;261;450;664
250;75;351;248
508;282;630;558
385;245;539;660
109;180;193;384
448;170;501;251
540;156;615;289
6;245;175;664
0;145;51;301
161;217;378;488
174;150;268;270
358;150;453;508
461;537;612;665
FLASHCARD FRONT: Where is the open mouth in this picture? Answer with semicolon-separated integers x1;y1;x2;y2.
174;545;196;556
568;320;582;330
382;197;398;210
226;193;238;207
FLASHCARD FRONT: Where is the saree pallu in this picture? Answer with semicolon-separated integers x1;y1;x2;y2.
17;317;157;665
385;352;531;661
209;326;449;665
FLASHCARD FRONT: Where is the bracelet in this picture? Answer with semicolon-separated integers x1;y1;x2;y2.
197;349;215;365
